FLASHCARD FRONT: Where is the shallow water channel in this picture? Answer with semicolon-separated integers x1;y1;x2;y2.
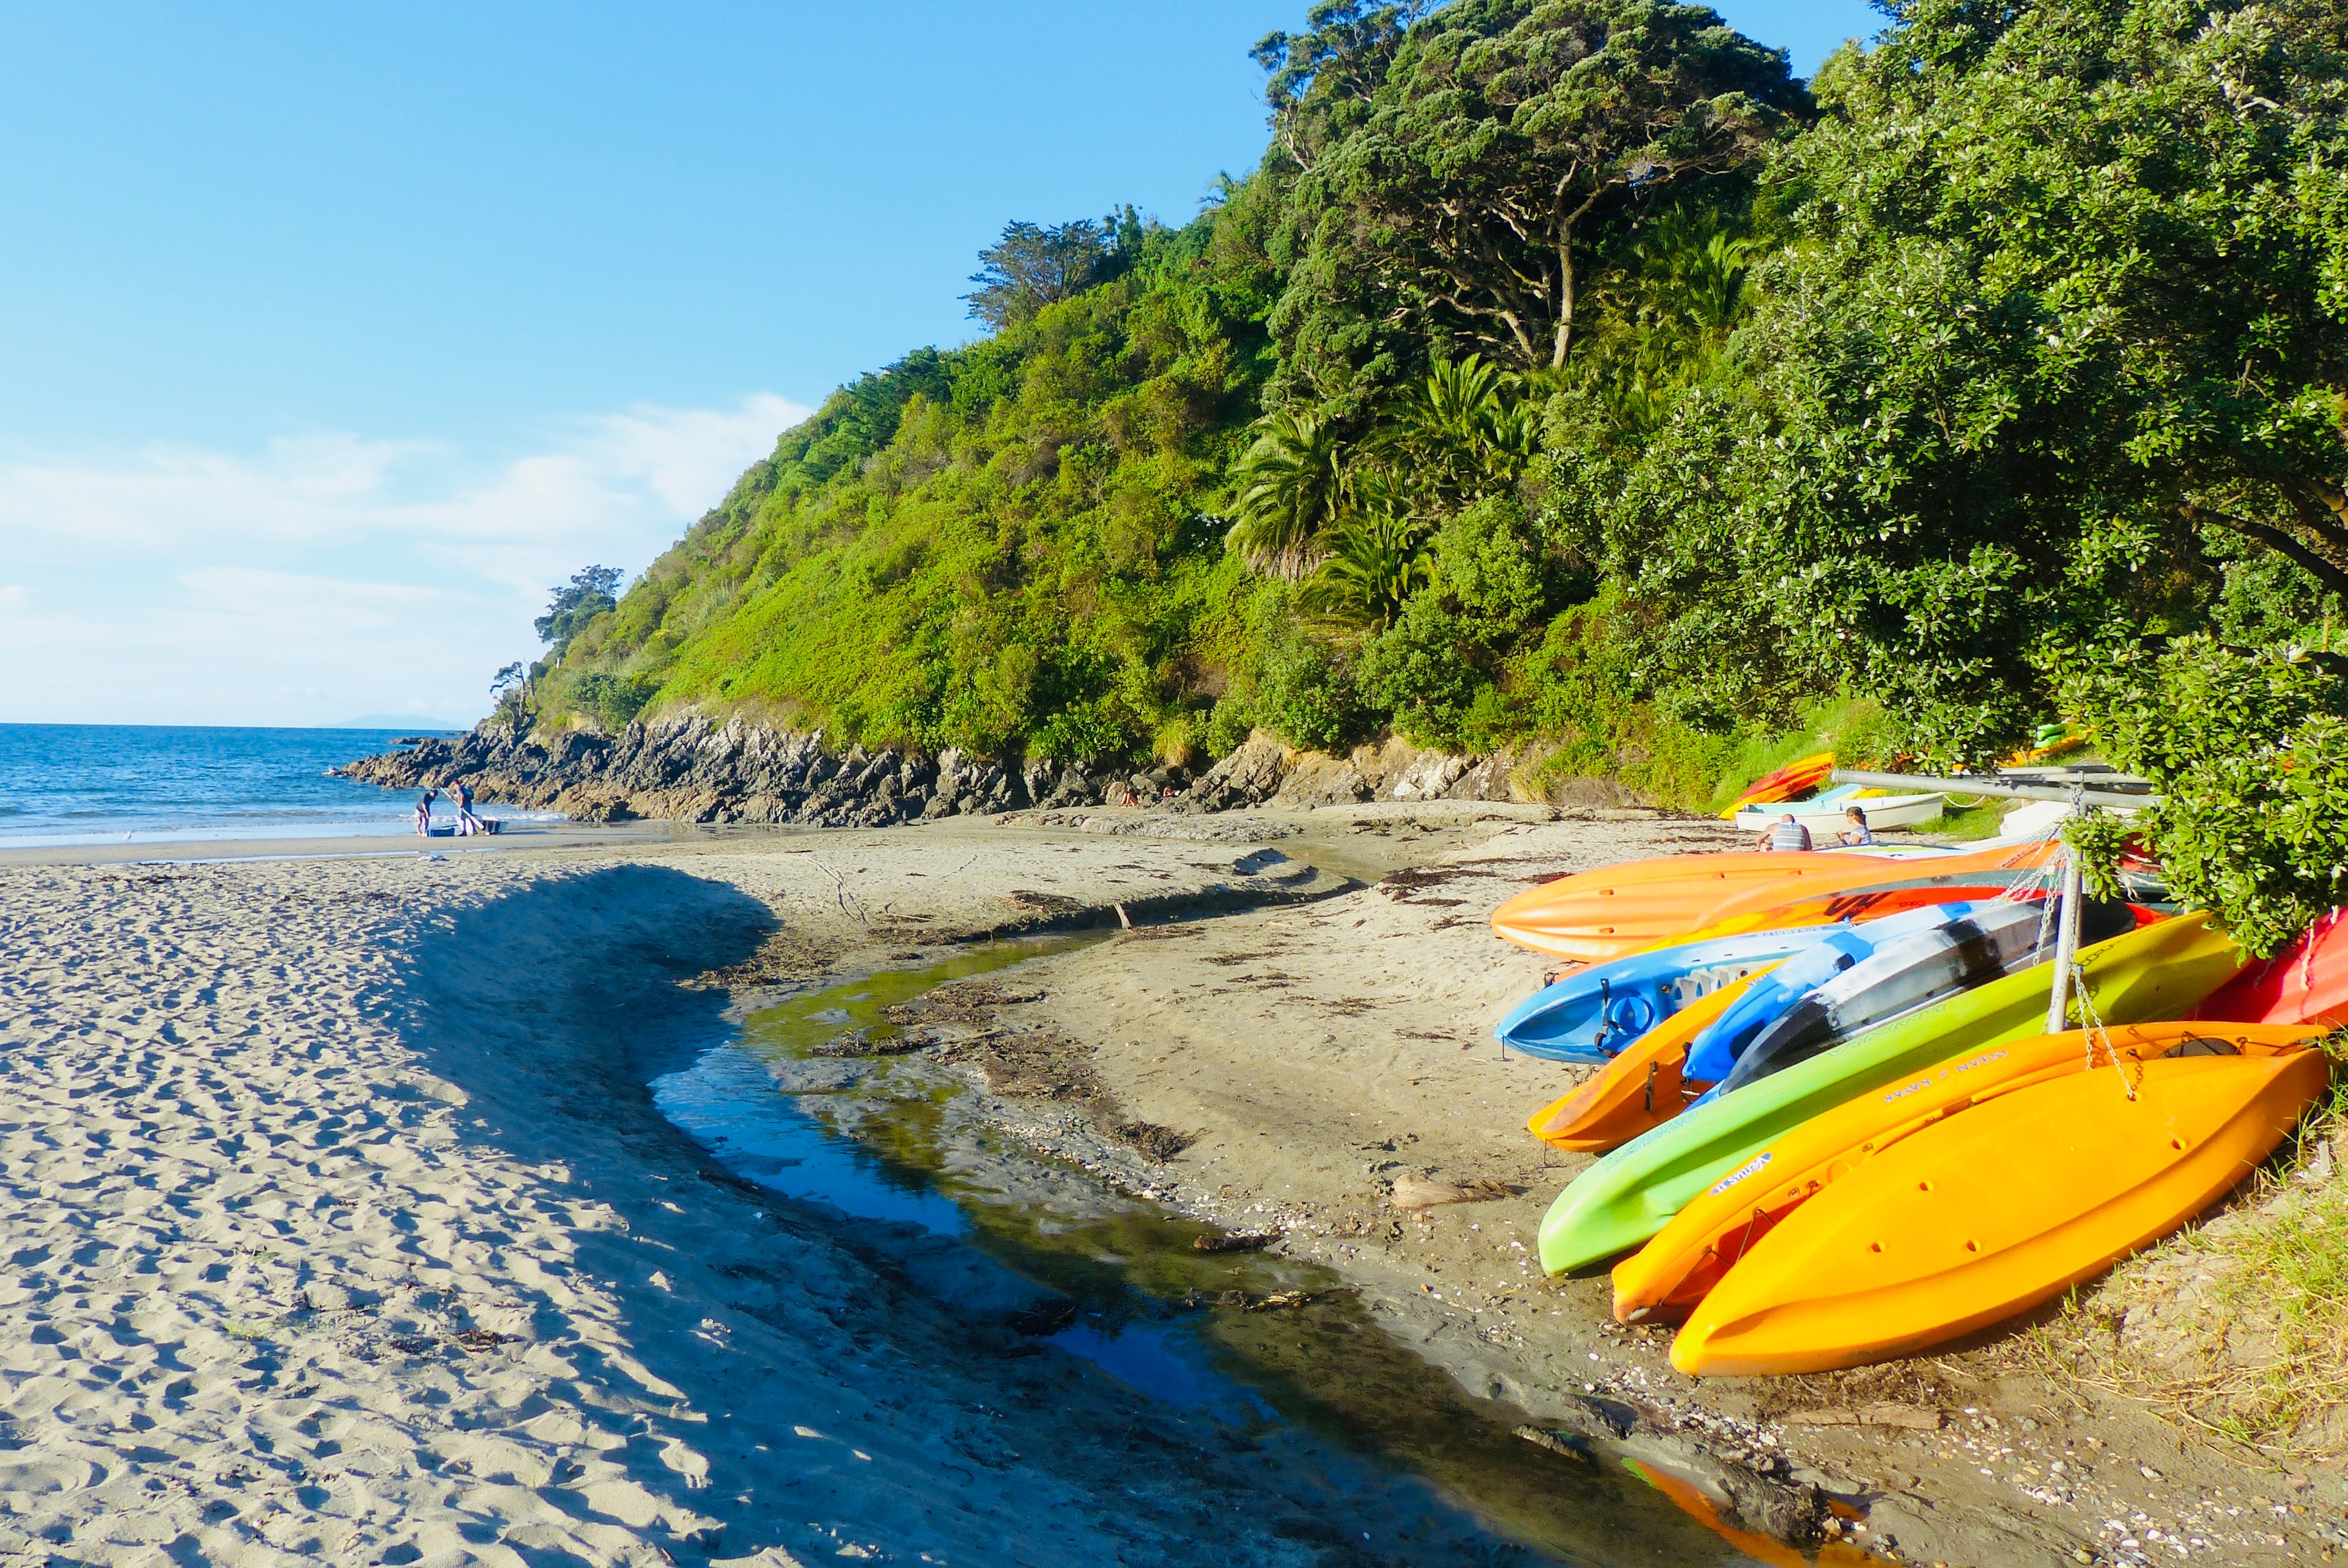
648;934;1792;1566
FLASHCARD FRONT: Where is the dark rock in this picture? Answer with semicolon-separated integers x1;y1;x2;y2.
1181;731;1289;812
1112;1121;1195;1161
338;710;1581;836
1190;1231;1276;1253
1717;1468;1829;1545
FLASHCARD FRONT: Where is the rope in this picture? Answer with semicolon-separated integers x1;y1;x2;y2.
2304;906;2338;998
2069;959;2137;1103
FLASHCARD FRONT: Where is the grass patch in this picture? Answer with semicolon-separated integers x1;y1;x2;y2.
1929;797;2016;841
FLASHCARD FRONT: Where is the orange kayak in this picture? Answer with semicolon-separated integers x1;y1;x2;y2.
1490;839;2061;963
1669;1045;2330;1375
1719;751;1834;818
1525;971;1770;1153
1612;1021;2321;1322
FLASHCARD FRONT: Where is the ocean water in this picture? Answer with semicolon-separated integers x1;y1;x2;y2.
0;724;520;847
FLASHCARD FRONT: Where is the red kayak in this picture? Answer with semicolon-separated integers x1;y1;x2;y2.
2193;907;2348;1027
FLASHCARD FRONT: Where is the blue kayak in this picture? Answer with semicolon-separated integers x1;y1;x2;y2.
1494;925;1842;1063
1681;900;2018;1084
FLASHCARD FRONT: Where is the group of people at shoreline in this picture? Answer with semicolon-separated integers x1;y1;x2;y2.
413;780;490;837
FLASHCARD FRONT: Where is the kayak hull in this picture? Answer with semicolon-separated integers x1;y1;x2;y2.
1535;913;2245;1275
2193;908;2348;1028
1494;927;1828;1062
1702;898;2133;1096
1720;753;1834;818
1490;841;2062;963
1681;900;2044;1087
1526;973;1763;1153
1612;1021;2324;1322
1672;1048;2330;1375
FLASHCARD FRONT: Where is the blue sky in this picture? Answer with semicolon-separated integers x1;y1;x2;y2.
0;1;1880;726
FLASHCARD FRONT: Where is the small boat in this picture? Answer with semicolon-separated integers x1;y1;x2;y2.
1526;971;1769;1153
1534;912;2244;1275
1494;927;1834;1062
1669;1043;2329;1374
1488;839;2061;963
1611;1021;2324;1323
1730;791;1946;836
1693;897;2136;1094
1679;900;2050;1086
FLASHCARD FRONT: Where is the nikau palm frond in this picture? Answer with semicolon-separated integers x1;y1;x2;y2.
1301;502;1436;631
1381;354;1536;500
1225;408;1351;580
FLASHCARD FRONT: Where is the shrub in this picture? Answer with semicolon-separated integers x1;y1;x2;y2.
1434;495;1546;641
1358;597;1488;750
572;672;659;734
1255;627;1370;753
2063;636;2348;956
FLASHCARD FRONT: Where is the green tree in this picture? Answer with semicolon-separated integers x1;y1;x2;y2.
1611;0;2348;762
1301;504;1436;628
1224;407;1353;576
2063;636;2348;956
963;212;1143;330
1382;352;1538;499
1270;1;1805;375
534;566;622;657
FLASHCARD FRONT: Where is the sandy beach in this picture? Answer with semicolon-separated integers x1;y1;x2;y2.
0;811;2331;1566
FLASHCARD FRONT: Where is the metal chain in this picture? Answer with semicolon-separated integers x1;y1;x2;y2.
2069;958;2136;1103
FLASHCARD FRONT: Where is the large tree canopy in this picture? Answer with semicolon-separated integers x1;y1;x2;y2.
1268;1;1805;383
1608;0;2348;760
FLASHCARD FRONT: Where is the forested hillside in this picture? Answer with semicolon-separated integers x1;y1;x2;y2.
525;0;2348;948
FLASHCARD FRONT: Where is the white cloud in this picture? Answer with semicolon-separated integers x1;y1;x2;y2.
0;394;807;726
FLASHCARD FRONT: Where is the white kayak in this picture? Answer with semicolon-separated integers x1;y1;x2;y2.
1733;792;1944;837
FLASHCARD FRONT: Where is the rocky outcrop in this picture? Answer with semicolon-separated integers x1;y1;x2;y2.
1176;731;1546;813
339;715;1595;828
337;715;1197;829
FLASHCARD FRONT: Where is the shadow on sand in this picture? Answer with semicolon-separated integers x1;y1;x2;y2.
389;863;1751;1567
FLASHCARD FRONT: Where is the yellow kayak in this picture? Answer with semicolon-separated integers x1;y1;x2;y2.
1612;1021;2323;1323
1671;1045;2329;1375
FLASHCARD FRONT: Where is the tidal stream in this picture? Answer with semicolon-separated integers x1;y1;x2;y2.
646;933;1802;1566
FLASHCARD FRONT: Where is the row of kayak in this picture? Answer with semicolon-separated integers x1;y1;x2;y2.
1482;837;2342;1376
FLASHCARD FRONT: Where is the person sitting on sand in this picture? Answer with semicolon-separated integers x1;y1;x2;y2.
1755;811;1811;852
1837;806;1876;847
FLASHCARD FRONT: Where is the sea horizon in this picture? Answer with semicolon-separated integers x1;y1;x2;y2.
0;721;547;848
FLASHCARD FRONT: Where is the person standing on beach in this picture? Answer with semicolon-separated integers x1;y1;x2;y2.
415;787;437;836
452;778;483;834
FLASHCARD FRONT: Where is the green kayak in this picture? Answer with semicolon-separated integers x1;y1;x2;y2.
1537;912;2243;1275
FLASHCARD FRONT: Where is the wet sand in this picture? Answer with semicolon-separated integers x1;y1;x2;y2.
0;809;2328;1566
